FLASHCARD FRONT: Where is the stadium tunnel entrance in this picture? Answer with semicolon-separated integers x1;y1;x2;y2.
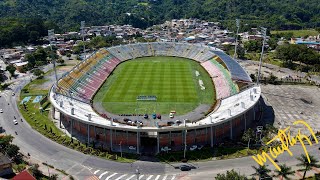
140;132;157;155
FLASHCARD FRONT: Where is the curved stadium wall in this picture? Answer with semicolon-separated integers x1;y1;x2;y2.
49;42;261;154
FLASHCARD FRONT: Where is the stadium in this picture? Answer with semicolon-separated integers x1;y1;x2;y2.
49;42;261;154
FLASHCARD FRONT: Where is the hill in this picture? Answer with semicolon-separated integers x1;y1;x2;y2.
0;0;319;31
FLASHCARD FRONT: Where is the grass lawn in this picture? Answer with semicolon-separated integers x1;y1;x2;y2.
245;52;283;67
21;79;48;96
94;56;215;115
271;29;319;37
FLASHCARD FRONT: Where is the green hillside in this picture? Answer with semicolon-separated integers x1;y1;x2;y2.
0;0;319;31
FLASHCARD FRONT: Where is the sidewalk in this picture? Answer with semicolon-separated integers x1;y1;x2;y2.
23;153;71;179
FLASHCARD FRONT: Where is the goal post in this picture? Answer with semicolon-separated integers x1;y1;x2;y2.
136;95;157;114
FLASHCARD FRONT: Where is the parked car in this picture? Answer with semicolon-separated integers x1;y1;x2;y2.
176;120;182;125
167;121;174;126
12;92;15;96
179;165;191;171
189;145;197;151
143;114;148;119
0;109;3;113
169;113;174;118
129;146;136;150
157;114;161;119
161;146;171;152
13;119;18;125
197;145;204;150
152;113;157;119
137;121;143;126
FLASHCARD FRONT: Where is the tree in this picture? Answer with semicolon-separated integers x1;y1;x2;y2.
251;165;272;180
29;164;43;179
57;58;65;64
6;64;16;77
5;144;20;158
296;154;320;179
237;45;246;59
244;40;263;53
268;73;278;84
216;169;249;180
66;53;72;59
0;135;14;150
276;44;320;69
273;164;295;180
33;47;48;64
265;124;278;135
32;69;44;77
268;38;278;50
242;128;254;149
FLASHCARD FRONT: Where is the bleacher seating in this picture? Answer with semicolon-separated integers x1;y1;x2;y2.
201;61;231;99
55;42;244;103
210;59;239;95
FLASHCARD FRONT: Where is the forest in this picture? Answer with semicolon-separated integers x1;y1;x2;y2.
0;0;319;31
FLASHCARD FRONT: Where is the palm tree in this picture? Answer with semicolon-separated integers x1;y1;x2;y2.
296;154;320;179
273;164;295;180
252;165;271;180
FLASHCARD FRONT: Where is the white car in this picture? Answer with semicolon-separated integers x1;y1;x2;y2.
0;109;3;113
198;145;204;150
13;119;18;125
169;113;174;118
129;146;136;150
189;145;197;151
12;92;15;96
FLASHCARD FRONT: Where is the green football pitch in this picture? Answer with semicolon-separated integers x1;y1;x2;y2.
93;56;215;115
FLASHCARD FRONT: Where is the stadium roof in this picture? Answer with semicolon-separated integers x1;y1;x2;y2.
212;50;252;82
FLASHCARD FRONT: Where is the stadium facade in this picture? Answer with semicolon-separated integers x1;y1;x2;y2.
49;42;261;154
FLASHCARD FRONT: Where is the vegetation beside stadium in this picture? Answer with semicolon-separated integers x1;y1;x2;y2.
94;56;215;115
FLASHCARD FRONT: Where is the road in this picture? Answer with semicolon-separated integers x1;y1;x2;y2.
1;73;320;179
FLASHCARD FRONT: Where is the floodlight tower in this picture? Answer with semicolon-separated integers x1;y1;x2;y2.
48;29;58;85
256;27;267;85
81;21;86;59
233;19;240;59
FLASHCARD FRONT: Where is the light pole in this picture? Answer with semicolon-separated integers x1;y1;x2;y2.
135;166;140;180
183;120;187;159
48;29;58;86
119;141;122;158
233;19;240;59
257;27;267;85
80;21;86;59
46;161;50;177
